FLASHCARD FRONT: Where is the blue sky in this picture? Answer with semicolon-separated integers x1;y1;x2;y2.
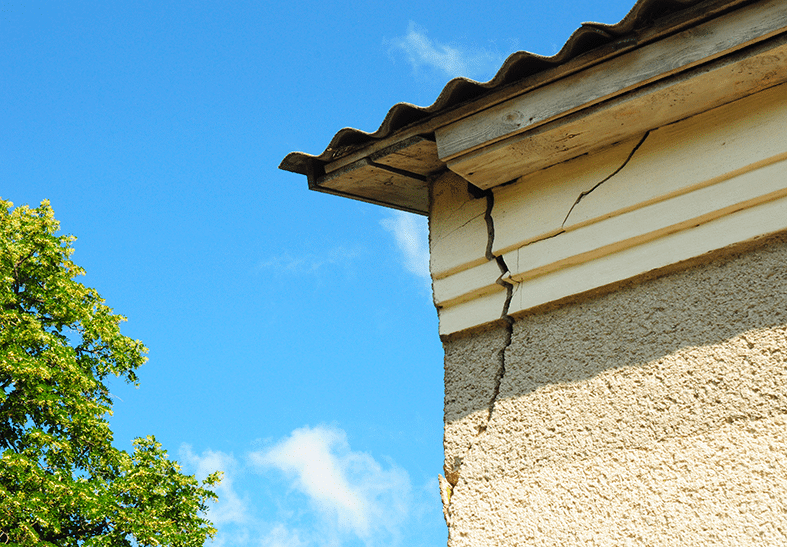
2;1;636;545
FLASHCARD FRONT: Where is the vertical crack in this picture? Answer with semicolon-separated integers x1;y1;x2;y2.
483;190;496;261
441;185;515;515
562;131;651;227
487;191;515;425
481;312;513;433
443;132;650;518
462;192;516;435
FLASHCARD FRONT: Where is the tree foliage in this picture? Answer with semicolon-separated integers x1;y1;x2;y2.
0;200;219;546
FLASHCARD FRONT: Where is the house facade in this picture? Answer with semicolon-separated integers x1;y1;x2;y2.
282;0;787;544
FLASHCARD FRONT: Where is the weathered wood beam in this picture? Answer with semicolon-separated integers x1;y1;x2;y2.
321;0;753;176
447;35;787;188
439;0;787;188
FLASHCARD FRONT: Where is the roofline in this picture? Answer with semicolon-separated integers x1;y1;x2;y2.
280;0;784;214
280;0;751;177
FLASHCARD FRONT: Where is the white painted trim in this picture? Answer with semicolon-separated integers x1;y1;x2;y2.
493;83;787;255
507;194;787;316
433;83;787;336
438;290;509;338
504;157;787;285
429;172;489;279
433;259;503;308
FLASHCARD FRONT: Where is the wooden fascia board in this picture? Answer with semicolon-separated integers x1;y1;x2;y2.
306;160;430;215
448;33;787;188
437;0;787;162
308;135;439;215
433;81;787;335
438;0;787;188
307;0;776;213
318;0;751;177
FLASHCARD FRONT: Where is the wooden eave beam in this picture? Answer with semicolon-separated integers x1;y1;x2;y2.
321;0;753;175
439;0;787;188
308;0;777;213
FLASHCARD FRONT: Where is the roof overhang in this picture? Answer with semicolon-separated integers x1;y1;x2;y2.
280;0;787;215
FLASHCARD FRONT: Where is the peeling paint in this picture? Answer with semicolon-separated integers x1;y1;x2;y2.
438;474;453;526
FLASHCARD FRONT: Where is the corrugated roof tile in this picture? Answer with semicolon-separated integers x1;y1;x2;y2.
280;0;739;177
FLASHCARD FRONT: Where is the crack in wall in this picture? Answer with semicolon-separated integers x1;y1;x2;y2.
483;190;497;261
562;131;651;227
468;131;652;451
444;130;659;518
443;190;516;501
521;228;567;249
462;136;652;466
485;193;515;430
485;253;515;431
481;312;514;434
433;211;486;243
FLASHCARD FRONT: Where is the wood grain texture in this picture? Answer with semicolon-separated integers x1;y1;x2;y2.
317;157;429;214
447;36;787;189
320;0;753;177
566;82;787;228
434;83;787;335
491;82;787;256
436;0;787;163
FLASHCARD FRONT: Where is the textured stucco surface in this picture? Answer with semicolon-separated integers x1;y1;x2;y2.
443;235;787;546
443;327;509;486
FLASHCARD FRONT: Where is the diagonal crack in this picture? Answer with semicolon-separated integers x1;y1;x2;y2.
479;132;651;445
477;134;653;449
562;131;651;227
433;211;487;243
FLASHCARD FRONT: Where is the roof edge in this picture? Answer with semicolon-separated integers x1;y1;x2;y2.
280;0;750;177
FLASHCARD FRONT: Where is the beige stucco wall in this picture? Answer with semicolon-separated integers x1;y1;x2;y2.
442;233;787;546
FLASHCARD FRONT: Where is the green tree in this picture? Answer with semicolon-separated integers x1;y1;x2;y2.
0;200;219;546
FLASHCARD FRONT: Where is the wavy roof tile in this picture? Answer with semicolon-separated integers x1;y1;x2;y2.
280;0;741;177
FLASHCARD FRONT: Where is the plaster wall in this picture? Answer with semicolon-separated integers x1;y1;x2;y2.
442;234;787;546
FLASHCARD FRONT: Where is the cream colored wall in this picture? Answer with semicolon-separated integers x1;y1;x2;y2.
441;234;787;546
432;82;787;337
431;28;787;545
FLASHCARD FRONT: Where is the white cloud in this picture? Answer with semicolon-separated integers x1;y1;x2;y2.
177;426;433;547
258;246;362;276
261;524;306;547
388;22;503;80
380;211;430;281
179;446;249;528
250;425;411;546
